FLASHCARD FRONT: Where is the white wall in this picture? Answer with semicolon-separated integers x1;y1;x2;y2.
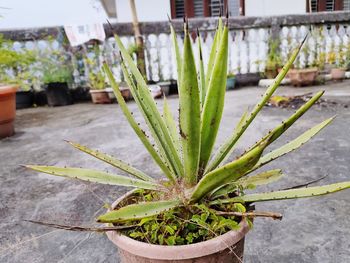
0;0;108;30
245;0;306;16
116;0;170;22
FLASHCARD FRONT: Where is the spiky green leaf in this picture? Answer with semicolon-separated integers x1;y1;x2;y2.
26;165;161;190
170;23;182;86
197;30;206;106
190;138;268;202
163;97;181;156
253;91;324;149
210;181;350;204
207;37;307;172
199;23;229;171
97;200;181;223
205;18;223;89
103;63;175;182
211;169;284;199
179;24;201;186
251;117;334;172
114;34;183;178
119;60;175;176
66;141;154;182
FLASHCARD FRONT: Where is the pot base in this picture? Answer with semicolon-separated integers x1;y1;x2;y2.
106;191;249;263
0;86;17;139
90;90;111;104
0;121;15;139
117;237;245;263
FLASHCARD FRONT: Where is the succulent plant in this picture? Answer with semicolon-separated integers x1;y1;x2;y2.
27;17;350;229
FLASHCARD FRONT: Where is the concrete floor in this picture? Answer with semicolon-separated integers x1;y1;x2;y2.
1;81;350;263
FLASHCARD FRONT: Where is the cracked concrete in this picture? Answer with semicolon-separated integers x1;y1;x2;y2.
1;81;350;263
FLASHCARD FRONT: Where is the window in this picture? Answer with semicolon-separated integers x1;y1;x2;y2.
210;0;224;16
174;0;185;18
194;0;205;17
170;0;238;19
344;0;350;10
325;0;335;11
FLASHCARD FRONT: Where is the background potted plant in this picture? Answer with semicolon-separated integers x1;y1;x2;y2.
265;39;281;79
289;44;318;86
0;35;37;109
329;43;348;81
26;19;350;262
226;72;236;90
84;46;112;104
88;70;111;104
41;50;73;107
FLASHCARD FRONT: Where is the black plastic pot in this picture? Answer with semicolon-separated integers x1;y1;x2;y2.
71;86;91;102
16;90;34;109
45;82;73;107
33;90;48;106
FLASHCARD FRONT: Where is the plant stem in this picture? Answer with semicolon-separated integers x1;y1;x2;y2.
214;211;283;220
25;220;137;232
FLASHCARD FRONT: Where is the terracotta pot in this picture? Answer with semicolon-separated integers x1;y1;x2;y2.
265;67;278;79
0;85;17;139
119;87;132;101
288;68;318;87
331;68;346;81
90;90;111;104
106;191;250;263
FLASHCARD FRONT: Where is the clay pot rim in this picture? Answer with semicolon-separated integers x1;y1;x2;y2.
106;190;250;260
89;89;108;93
0;85;18;95
289;67;318;73
331;67;347;71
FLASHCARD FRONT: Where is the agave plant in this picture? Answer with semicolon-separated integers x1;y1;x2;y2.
27;18;350;232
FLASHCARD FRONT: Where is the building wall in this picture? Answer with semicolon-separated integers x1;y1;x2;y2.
245;0;306;16
116;0;171;22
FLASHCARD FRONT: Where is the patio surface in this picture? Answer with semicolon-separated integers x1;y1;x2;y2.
1;81;350;263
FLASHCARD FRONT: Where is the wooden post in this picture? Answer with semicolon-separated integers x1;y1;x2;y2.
129;0;147;79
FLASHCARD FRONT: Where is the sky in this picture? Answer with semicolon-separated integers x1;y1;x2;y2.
0;0;108;30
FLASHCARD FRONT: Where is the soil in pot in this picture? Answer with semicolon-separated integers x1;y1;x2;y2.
90;90;111;104
105;191;250;263
16;90;34;109
45;82;73;107
288;68;318;87
331;68;346;81
0;85;17;139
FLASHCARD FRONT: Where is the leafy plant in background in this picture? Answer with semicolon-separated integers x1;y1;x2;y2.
265;39;282;78
0;34;37;91
41;46;73;84
84;46;106;90
27;18;350;245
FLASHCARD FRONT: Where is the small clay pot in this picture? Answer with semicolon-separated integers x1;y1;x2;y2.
331;68;346;81
288;68;318;87
119;87;132;101
90;90;111;104
0;85;17;139
106;191;249;263
265;68;278;79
